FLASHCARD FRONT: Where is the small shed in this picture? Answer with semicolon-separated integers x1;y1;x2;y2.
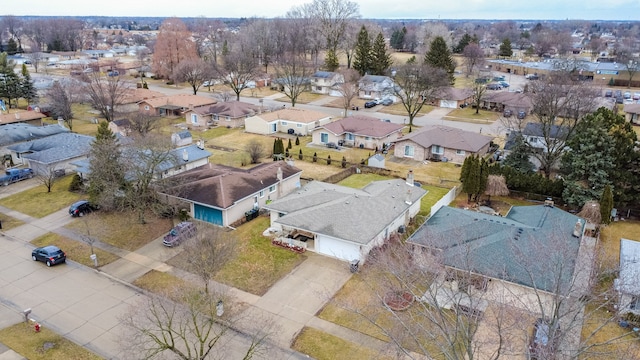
172;130;192;147
367;154;386;168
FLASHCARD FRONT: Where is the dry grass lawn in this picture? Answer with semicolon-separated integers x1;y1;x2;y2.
292;327;392;360
0;322;102;360
0;176;83;218
64;211;173;251
444;108;500;124
384;157;462;187
31;232;120;268
274;91;324;104
0;214;25;231
133;269;187;293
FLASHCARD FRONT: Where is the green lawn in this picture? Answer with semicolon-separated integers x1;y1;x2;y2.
444;108;500;123
0;176;83;218
31;232;120;268
168;216;306;296
292;327;391;360
337;173;391;188
420;185;452;216
0;214;25;231
0;322;102;360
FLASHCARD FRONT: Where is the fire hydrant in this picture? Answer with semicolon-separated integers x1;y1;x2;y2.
34;322;40;332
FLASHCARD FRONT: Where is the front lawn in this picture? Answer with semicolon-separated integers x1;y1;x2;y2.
168;216;306;296
444;107;500;123
0;322;102;360
378;104;435;117
0;214;25;231
31;232;119;268
292;327;391;360
133;270;187;294
0;176;83;218
64;211;173;251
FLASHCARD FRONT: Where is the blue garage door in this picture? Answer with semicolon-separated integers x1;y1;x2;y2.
194;204;223;226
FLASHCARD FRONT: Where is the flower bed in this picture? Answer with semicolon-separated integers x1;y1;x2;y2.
271;239;306;254
383;291;414;311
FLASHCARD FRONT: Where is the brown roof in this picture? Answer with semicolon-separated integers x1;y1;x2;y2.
0;111;47;125
121;88;166;104
484;92;532;109
166;162;302;209
139;94;216;109
192;101;261;118
434;87;473;101
320;115;404;138
396;125;492;152
624;103;640;114
256;108;331;124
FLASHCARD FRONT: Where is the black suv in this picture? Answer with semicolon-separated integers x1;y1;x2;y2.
364;101;377;108
32;245;66;267
69;200;97;217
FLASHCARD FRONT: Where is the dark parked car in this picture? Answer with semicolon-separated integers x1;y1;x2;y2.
517;111;526;119
381;98;394;106
499;81;510;88
364;100;377;108
69;200;97;217
604;89;613;97
32;245;66;267
486;83;502;90
614;90;622;98
503;109;512;117
529;318;560;360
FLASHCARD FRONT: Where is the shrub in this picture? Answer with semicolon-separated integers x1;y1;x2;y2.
327;155;332;165
295;136;300;145
313;152;317;163
68;174;84;192
341;156;347;168
298;149;303;160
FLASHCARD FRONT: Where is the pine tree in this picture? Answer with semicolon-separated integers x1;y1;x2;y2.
454;33;473;53
600;185;613;224
499;38;513;58
20;64;38;104
462;155;479;202
287;138;292;150
424;36;456;84
88;121;125;210
502;134;534;173
6;38;18;55
477;158;489;202
295;136;300;146
390;26;407;50
324;49;339;72
371;32;392;75
353;25;372;76
298;149;303;160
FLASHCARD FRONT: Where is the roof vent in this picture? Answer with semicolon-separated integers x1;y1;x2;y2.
544;198;554;207
572;220;582;238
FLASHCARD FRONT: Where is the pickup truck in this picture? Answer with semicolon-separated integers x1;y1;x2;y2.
0;168;34;186
163;222;197;247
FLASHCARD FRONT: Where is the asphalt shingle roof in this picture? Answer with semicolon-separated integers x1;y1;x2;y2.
409;205;584;294
9;132;94;164
319;115;403;138
396;125;492;152
0;123;69;146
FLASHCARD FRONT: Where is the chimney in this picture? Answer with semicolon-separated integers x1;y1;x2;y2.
572;220;583;238
544;197;554;207
182;149;189;162
197;140;204;150
188;103;194;111
405;189;412;205
406;169;414;186
277;167;283;181
57;117;66;128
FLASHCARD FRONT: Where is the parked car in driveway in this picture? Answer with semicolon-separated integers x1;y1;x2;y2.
634;92;640;100
499;81;510;88
69;200;98;217
517;111;526;119
32;245;66;267
503;109;512;117
163;222;197;247
486;83;502;90
604;89;613;97
364;100;377;108
623;91;632;99
381;98;394;106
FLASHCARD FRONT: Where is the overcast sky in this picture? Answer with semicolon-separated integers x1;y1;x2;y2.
4;0;639;20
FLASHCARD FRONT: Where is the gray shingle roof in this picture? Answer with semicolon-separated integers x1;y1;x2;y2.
396;125;492;152
319;115;403;138
617;238;640;295
9;132;94;164
522;122;569;139
265;179;427;245
409;205;584;294
0;123;69;147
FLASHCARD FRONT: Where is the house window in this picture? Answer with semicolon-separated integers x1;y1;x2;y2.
404;145;414;157
365;91;371;96
456;150;465;156
191;114;197;124
226;116;231;121
432;145;444;155
321;133;329;143
269;185;276;193
144;105;149;111
529;137;538;144
259;190;265;198
213;114;219;120
346;133;354;140
281;121;288;126
297;123;302;128
631;297;640;310
316;86;322;91
365;136;371;141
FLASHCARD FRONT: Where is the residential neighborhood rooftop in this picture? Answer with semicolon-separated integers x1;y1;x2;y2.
395;125;492;152
256;108;331;124
320;115;403;138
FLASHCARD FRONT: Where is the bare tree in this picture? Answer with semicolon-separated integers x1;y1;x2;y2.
129;112;160;136
471;81;488;115
484;174;509;205
173;59;214;95
274;53;312;107
462;43;484;77
152;17;198;81
617;50;639;88
215;49;259;101
242;18;277;73
25;51;43;73
35;165;60;193
392;62;449;131
335;68;360;115
120;285;271;360
84;73;132;122
245;140;265;164
293;0;360;54
46;79;82;130
192;17;226;63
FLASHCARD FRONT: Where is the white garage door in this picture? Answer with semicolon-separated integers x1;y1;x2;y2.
316;236;361;262
440;100;457;108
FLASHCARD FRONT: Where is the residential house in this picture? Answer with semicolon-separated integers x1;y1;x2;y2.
615;238;640;315
521;122;569;153
171;130;192;147
162;162;302;227
482;92;533;113
138;94;216;117
271;77;310;93
312;115;403;150
264;177;427;262
116;88;165;114
245;108;332;136
624;103;640;125
358;75;396;101
393;125;492;163
432;87;474;109
408;204;590;315
7;132;94;175
0;110;48;127
310;71;344;96
185;101;261;128
108;119;132;137
0;123;68;148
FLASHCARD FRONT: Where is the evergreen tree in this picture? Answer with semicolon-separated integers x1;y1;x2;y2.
353;25;372;76
298;149;303;160
454;33;473;53
390;26;407;50
324;48;339;72
461;155;479;202
88;121;125;210
424;36;456;84
295;136;300;146
370;32;392;75
600;185;613;225
502;134;534;173
287;138;292;150
460;155;472;182
19;64;38;104
6;38;18;55
499;38;513;58
477;158;489;202
0;53;21;109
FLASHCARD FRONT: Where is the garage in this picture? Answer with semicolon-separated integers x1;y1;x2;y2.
194;204;223;226
439;100;458;108
315;235;361;262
